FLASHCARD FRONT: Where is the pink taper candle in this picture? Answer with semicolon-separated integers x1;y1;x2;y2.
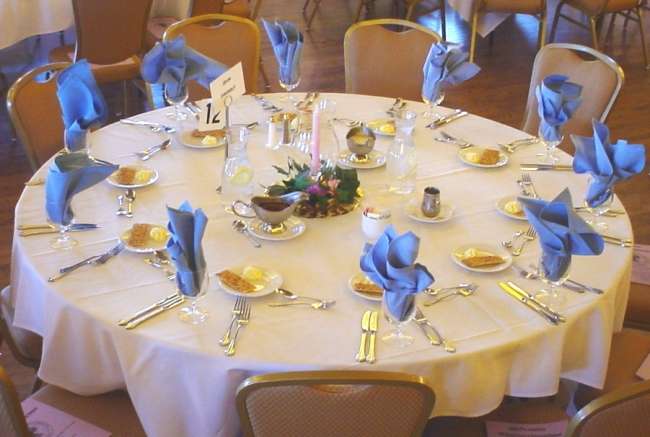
310;107;321;174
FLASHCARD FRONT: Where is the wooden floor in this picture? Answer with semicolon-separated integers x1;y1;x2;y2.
0;0;648;399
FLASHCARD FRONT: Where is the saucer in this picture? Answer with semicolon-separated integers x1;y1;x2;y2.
338;150;386;169
108;164;159;189
406;199;455;223
247;217;306;241
367;119;396;137
348;272;383;302
119;223;169;253
496;196;527;221
458;147;508;168
451;243;513;273
216;265;283;298
180;130;226;149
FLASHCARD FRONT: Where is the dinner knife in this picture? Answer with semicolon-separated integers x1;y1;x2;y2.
355;310;371;362
507;281;565;323
427;111;468;129
519;164;573;171
118;293;180;326
18;223;98;231
366;311;378;364
125;295;184;329
19;224;100;236
498;282;558;325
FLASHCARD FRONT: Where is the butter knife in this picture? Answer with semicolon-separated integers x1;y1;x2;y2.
507;281;565;323
118;293;180;326
499;282;558;325
355;310;371;362
366;311;378;364
125;295;184;329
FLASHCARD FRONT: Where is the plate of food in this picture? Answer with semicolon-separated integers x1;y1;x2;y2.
496;196;527;221
458;146;508;168
181;128;226;149
451;244;512;273
108;165;159;188
348;272;383;302
216;265;283;298
366;119;396;137
120;223;170;253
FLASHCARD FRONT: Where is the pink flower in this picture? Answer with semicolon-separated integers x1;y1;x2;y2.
327;179;340;192
306;183;328;196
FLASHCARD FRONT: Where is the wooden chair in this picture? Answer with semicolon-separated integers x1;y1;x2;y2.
0;287;43;393
470;0;547;62
344;18;442;101
6;63;69;172
237;371;435;437
0;366;145;437
549;0;648;70
567;379;650;437
163;13;261;99
521;43;624;145
402;1;447;40
49;0;153;115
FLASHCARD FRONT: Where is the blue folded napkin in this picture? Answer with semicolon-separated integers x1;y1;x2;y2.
535;74;582;142
422;42;480;103
519;189;604;282
572;120;646;207
56;60;108;152
360;226;434;321
261;19;303;85
141;36;228;100
167;201;208;297
45;152;118;226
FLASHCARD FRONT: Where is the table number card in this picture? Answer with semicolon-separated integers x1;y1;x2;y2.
197;62;246;132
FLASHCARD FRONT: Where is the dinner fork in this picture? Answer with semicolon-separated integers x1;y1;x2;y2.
225;301;251;356
220;297;245;346
498;137;539;153
511;227;537;256
435;131;474;149
520;173;540;199
332;118;362;127
133;139;170;161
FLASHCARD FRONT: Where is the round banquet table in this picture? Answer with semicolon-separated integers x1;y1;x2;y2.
11;93;633;437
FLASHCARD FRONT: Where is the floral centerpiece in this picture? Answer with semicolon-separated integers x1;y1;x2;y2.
266;158;361;218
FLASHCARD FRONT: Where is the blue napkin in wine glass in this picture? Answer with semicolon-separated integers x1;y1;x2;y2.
535;74;582;142
360;226;434;321
141;36;228;100
56;60;108;151
261;19;303;85
422;42;480;102
572;120;646;207
45;152;118;226
166;201;208;297
519;189;604;281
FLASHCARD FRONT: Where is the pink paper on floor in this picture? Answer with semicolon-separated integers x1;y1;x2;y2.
486;420;567;437
21;398;111;437
632;244;650;286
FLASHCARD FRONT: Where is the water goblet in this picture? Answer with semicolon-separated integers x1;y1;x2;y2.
534;253;570;311
421;91;445;120
381;293;415;348
537;126;562;164
164;85;189;121
49;220;78;250
178;272;209;325
279;69;301;104
583;178;614;230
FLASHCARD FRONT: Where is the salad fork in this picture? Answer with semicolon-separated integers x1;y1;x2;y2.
220;297;245;346
511;227;537;256
520;173;540;199
225;301;251;356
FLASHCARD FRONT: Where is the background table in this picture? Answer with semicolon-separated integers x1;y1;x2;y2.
11;93;632;437
447;0;510;37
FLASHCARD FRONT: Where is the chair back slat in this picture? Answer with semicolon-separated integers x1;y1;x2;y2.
0;367;30;437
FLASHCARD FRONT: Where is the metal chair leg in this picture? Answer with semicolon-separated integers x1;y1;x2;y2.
589;15;600;50
549;0;567;42
354;0;366;22
637;7;650;70
405;2;416;21
303;0;311;14
469;8;479;63
538;10;547;48
440;1;447;40
305;0;321;30
259;59;271;91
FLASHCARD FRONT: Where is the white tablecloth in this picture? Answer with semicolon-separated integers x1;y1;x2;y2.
0;0;191;50
447;0;510;37
11;93;633;437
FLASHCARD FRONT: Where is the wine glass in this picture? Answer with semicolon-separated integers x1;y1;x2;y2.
382;293;415;347
49;220;78;250
279;67;300;104
422;91;445;120
584;177;614;229
164;84;189;121
178;272;209;324
537;126;563;164
535;252;571;310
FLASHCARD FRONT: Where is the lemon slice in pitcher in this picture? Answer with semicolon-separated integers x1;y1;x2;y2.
229;166;254;185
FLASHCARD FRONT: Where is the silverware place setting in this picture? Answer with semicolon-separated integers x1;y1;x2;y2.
517;173;540;199
574;206;625;216
220;297;246;346
48;242;124;282
386;97;407;116
498;137;540;153
120;118;176;134
132;139;171;161
434;131;475;149
413;307;455;353
423;283;478;306
18;223;99;237
512;264;604;295
268;287;335;310
510;227;537;256
225;300;251;356
498;281;564;325
120;293;184;329
332;117;362;128
356;310;378;363
251;93;282;113
295;91;319;110
425;109;467;129
232;220;261;248
520;163;573;171
601;234;634;247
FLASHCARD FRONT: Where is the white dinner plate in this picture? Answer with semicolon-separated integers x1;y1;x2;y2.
348;272;383;302
366;119;396;137
451;243;513;273
216;265;283;298
247;217;306;241
495;196;527;221
119;223;169;253
458;147;508;168
405;199;455;224
338;150;386;169
107;164;159;189
180;130;226;149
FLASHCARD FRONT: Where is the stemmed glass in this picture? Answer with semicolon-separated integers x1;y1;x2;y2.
49;220;78;250
279;68;301;103
537;126;563;164
178;272;209;324
164;84;189;121
535;253;570;310
583;177;614;229
382;293;415;347
422;91;445;120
